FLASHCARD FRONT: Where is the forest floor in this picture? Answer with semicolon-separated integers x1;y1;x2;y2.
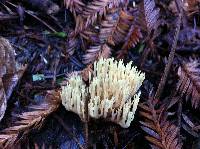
0;0;200;149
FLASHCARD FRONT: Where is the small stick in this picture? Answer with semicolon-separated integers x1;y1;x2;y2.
6;1;57;32
52;56;60;86
177;96;182;144
53;114;85;149
84;120;89;149
84;95;90;149
154;14;181;99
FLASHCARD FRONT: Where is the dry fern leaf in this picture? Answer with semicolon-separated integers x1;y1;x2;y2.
100;9;142;59
66;36;79;56
139;0;160;34
75;0;121;33
177;60;200;109
121;26;142;52
110;10;134;45
81;0;121;18
82;10;136;64
99;8;120;44
117;26;142;59
80;27;99;43
0;91;60;149
83;44;111;64
64;0;85;16
140;99;182;149
81;8;120;44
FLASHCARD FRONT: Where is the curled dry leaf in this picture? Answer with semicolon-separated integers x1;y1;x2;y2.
0;37;27;122
0;37;16;76
0;91;61;149
177;60;200;109
0;78;6;121
169;0;200;16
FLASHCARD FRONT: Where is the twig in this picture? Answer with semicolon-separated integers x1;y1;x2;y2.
122;132;140;149
53;114;85;149
24;11;57;32
140;37;154;68
0;2;14;14
174;0;182;15
84;118;89;149
49;15;63;30
154;14;182;99
84;95;90;149
0;14;18;20
6;1;57;32
177;96;182;144
140;47;150;68
11;43;24;51
52;56;60;86
140;68;161;77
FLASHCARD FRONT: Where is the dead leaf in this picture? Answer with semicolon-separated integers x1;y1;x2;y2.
0;37;27;122
0;90;61;148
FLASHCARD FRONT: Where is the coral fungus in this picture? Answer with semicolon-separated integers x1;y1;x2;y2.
61;58;145;128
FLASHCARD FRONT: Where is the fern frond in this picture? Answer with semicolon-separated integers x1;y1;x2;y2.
80;27;100;43
83;44;111;64
0;91;60;148
66;36;79;56
111;10;134;45
117;26;142;59
82;9;121;64
80;8;120;44
81;9;142;62
177;60;200;108
64;0;85;16
140;99;182;149
75;0;121;33
99;8;120;44
140;0;160;34
100;9;142;59
83;45;102;64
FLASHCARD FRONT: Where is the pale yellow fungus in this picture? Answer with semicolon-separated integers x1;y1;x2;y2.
61;58;145;128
